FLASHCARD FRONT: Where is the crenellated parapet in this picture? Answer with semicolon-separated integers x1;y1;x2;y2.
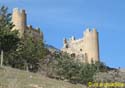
26;25;43;40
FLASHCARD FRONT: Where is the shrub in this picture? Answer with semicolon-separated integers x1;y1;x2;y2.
44;53;106;85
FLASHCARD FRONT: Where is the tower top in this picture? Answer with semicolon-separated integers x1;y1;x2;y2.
13;8;26;14
13;8;19;11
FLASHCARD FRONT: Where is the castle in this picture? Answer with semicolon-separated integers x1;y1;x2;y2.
11;8;100;64
62;28;100;63
12;8;43;41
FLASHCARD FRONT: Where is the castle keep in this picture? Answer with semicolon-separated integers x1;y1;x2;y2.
62;28;100;63
12;8;43;40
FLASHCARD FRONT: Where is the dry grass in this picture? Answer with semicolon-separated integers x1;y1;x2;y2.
0;66;85;88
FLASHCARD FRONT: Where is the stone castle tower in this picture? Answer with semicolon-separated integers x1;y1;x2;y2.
62;28;100;63
12;8;43;40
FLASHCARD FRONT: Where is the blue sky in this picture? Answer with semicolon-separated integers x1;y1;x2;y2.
0;0;125;68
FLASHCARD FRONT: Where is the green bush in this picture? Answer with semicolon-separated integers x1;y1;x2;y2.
45;53;107;85
4;37;48;72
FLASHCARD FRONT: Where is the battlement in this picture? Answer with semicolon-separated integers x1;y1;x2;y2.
83;28;97;36
13;8;26;15
64;28;98;45
27;25;41;33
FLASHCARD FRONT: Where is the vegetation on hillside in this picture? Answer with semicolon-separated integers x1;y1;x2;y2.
0;6;48;72
40;52;108;85
0;6;109;86
5;37;48;72
0;6;20;67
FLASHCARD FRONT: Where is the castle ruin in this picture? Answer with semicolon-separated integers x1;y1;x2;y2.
12;8;43;41
11;8;100;64
62;28;100;63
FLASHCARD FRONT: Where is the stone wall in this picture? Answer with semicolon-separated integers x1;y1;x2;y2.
62;28;100;63
12;8;43;40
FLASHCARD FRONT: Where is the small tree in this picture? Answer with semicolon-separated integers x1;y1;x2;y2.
0;6;19;67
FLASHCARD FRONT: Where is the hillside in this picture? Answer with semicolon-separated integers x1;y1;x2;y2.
0;67;85;88
94;69;125;82
45;44;60;53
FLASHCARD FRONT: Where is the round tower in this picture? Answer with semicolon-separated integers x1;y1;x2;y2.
20;9;27;29
92;28;100;62
84;28;99;63
12;8;27;37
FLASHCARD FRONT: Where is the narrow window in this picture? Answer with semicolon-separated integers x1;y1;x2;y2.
71;53;75;57
80;49;82;51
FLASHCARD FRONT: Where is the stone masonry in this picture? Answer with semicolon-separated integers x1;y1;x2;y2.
62;28;100;63
11;8;43;41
